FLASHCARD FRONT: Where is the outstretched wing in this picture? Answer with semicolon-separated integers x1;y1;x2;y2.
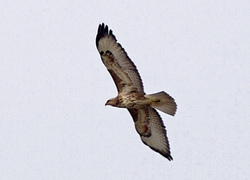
96;23;144;93
128;107;173;160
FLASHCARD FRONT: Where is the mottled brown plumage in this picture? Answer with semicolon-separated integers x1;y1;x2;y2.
96;23;177;160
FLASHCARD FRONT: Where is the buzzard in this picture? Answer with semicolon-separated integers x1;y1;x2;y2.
96;23;177;160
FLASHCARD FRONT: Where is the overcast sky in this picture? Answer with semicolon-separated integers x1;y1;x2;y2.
1;1;249;179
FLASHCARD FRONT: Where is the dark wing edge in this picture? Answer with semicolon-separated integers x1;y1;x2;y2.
128;108;173;161
96;23;144;93
96;23;117;48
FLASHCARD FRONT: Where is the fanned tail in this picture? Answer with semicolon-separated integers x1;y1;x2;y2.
145;91;177;116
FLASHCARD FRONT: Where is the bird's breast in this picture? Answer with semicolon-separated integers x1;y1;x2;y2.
118;93;148;109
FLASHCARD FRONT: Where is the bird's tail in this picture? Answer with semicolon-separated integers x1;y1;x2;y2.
145;91;177;116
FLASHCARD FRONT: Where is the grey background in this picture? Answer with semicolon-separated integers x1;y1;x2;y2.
1;1;249;179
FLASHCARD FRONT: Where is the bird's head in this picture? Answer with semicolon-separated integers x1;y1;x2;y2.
105;97;118;107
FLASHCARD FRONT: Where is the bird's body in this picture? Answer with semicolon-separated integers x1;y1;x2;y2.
96;23;177;160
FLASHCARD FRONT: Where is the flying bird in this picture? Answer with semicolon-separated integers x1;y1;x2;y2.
96;23;177;160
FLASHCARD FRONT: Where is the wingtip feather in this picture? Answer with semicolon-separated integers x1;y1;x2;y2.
147;145;173;161
96;23;117;48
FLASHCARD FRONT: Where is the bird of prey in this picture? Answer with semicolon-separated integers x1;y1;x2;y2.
96;23;177;160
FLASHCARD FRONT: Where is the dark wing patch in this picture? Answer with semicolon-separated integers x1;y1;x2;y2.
96;23;144;93
128;107;173;161
128;108;151;137
108;69;125;92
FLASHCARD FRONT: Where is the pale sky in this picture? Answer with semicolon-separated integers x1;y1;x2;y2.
1;1;249;179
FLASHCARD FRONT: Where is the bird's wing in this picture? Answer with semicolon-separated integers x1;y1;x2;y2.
128;107;173;160
96;23;144;93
